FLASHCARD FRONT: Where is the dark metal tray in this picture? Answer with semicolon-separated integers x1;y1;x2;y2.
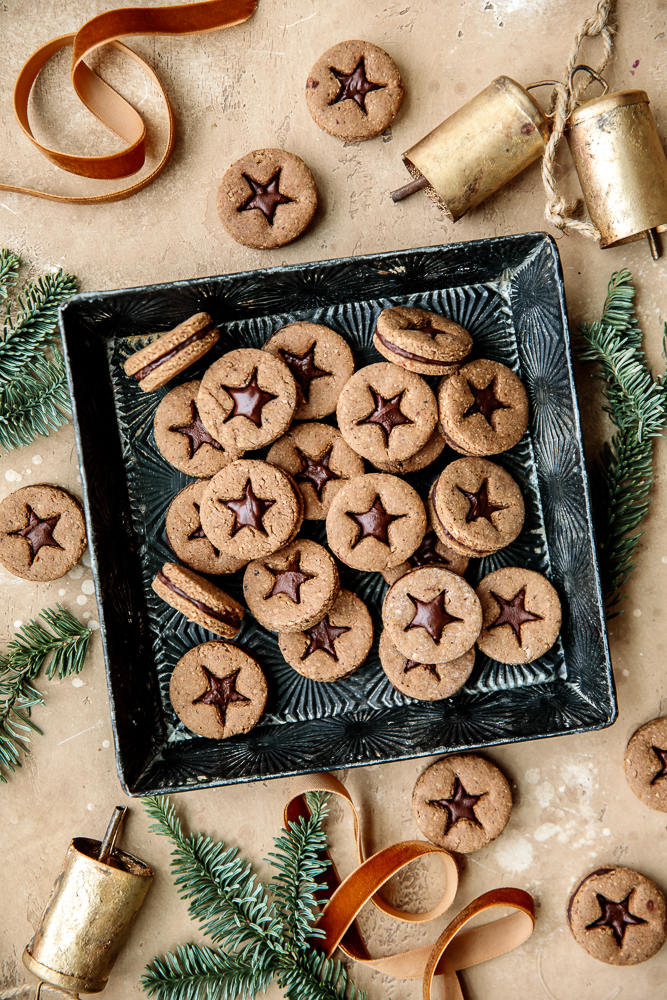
60;232;616;795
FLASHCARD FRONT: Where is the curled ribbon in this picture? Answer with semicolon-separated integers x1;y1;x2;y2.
2;0;257;205
285;773;535;1000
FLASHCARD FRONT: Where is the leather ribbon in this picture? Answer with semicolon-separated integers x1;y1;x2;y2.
285;773;535;1000
2;0;257;205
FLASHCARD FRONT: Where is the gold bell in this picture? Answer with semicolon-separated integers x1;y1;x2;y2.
566;65;667;260
390;76;551;219
23;807;154;995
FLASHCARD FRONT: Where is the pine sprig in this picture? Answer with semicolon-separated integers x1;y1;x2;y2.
0;605;91;782
0;351;71;451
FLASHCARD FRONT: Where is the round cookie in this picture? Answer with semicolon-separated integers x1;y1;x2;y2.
217;148;317;250
337;363;438;463
266;423;365;519
200;459;303;561
326;473;426;571
379;631;475;700
165;482;247;575
567;866;667;966
427;481;495;558
123;312;219;393
374;306;472;376
152;562;244;639
154;381;241;478
169;641;267;739
369;425;446;475
198;348;297;452
262;323;355;420
382;566;482;664
438;359;529;456
381;525;469;586
624;718;667;812
476;567;561;665
0;485;87;582
243;540;339;633
279;590;373;681
412;755;512;853
306;40;403;142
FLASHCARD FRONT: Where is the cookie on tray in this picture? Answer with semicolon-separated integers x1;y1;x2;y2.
475;567;561;664
243;540;339;633
262;322;355;420
123;312;219;392
624;717;667;812
438;359;529;456
381;521;469;585
279;589;373;681
369;425;445;475
379;630;474;700
374;306;472;376
0;484;87;582
165;482;247;575
154;381;241;478
152;562;244;639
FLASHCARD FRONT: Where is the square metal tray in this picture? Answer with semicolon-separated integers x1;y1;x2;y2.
60;232;616;795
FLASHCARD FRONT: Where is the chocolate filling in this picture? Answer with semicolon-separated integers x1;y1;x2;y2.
156;570;240;628
134;322;215;381
375;328;460;368
429;484;493;557
566;868;615;925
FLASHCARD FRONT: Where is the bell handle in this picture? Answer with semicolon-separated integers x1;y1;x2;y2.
525;80;560;92
98;805;127;864
568;64;609;99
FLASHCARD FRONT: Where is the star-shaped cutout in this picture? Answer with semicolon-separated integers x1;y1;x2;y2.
10;505;63;564
171;401;222;458
408;531;445;569
462;377;509;425
188;503;220;556
416;323;445;340
586;892;647;947
222;370;278;427
429;777;484;834
488;587;543;645
349;495;402;547
224;480;275;536
239;169;293;224
269;554;315;604
278;346;330;401
330;58;383;113
302;615;352;660
457;480;506;524
359;389;413;444
404;659;441;682
296;446;339;500
406;589;464;644
651;746;667;785
194;666;250;729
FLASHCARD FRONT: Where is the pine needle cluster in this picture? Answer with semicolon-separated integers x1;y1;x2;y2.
0;249;77;452
0;605;91;782
143;793;364;1000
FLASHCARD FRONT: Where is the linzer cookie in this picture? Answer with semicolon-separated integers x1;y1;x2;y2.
306;40;403;142
381;522;469;586
325;473;426;571
266;423;364;519
154;381;241;478
438;359;529;456
200;459;303;561
217;148;317;250
170;641;267;739
123;312;219;392
198;348;297;452
337;363;438;463
374;306;472;376
476;567;561;664
369;425;446;475
413;755;512;853
279;590;373;681
379;631;474;700
624;718;667;812
382;566;482;664
152;562;244;639
567;866;667;966
165;482;246;575
243;540;339;633
262;323;355;420
0;485;87;582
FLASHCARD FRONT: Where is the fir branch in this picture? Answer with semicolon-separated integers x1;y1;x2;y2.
0;250;20;299
0;267;77;376
142;943;276;1000
0;351;71;452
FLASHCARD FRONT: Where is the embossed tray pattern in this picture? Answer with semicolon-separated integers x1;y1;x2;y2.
59;233;616;795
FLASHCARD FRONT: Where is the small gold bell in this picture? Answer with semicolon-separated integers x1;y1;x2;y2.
22;806;154;995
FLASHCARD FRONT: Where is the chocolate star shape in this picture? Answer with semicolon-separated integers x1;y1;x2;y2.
457;479;506;524
269;554;315;604
406;589;464;643
417;323;445;340
488;587;543;645
586;892;647;947
404;659;441;682
239;169;293;224
188;503;220;556
330;58;383;113
359;389;413;444
408;531;445;569
349;495;402;547
651;746;667;784
296;446;339;500
11;505;63;564
222;370;278;427
171;401;222;458
302;615;351;660
194;666;250;728
462;377;509;425
225;480;275;536
428;777;484;834
278;346;330;402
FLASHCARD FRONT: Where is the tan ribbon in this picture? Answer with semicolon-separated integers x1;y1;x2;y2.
2;0;257;205
285;773;535;1000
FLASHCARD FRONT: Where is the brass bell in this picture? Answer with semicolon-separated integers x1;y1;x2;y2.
390;76;551;219
566;65;667;260
22;807;154;995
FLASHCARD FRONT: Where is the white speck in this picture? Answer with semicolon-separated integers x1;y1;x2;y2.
634;608;642;617
87;803;95;811
83;611;90;619
559;786;565;793
23;469;31;476
58;588;66;596
88;620;99;631
102;739;110;749
82;551;91;567
72;677;84;687
13;620;22;629
32;454;43;465
525;768;540;784
68;566;84;579
534;823;560;842
5;470;22;482
81;580;95;595
537;782;555;807
623;669;630;677
493;832;534;873
76;475;82;483
76;595;87;605
662;556;667;563
603;828;611;836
